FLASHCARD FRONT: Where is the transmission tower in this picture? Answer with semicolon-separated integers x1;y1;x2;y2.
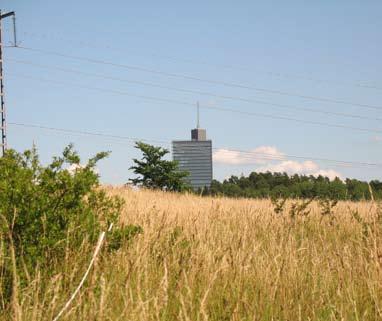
0;10;16;156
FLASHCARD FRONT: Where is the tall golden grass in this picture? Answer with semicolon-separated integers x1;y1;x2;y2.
3;187;382;320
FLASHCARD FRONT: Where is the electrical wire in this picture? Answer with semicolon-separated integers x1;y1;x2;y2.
14;29;382;91
7;58;382;122
11;45;382;111
7;72;382;135
8;122;382;169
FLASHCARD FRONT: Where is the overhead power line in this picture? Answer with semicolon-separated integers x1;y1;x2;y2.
14;29;382;91
7;58;382;122
8;122;382;169
10;45;382;111
8;72;382;135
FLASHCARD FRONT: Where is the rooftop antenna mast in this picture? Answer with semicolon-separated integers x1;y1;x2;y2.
196;101;200;129
0;10;17;157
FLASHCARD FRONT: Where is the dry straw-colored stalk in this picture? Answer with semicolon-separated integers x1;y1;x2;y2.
1;187;381;321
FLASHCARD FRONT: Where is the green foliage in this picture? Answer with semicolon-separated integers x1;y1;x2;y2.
345;178;371;201
129;141;190;192
205;172;382;201
107;224;143;251
0;145;138;301
270;196;287;215
289;198;313;219
319;198;338;216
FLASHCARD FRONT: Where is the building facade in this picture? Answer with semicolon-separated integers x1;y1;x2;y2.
172;127;213;190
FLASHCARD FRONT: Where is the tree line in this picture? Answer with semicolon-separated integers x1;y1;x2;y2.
203;172;382;201
128;142;382;201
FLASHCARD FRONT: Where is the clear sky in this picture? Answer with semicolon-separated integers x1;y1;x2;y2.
1;1;381;183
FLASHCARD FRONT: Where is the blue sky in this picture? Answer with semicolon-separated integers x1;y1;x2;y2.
1;1;381;183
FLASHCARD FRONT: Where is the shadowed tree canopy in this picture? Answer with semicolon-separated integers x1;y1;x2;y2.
129;142;189;192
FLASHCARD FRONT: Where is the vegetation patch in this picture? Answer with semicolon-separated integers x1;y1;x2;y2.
0;146;141;310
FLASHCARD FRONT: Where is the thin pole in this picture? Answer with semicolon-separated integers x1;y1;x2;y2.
12;14;17;46
0;10;6;156
197;101;200;128
52;223;113;321
0;10;16;156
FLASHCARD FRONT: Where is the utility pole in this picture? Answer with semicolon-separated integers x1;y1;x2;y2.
0;10;16;157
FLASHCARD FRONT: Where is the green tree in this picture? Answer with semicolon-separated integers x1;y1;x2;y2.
346;179;370;201
129;142;189;191
199;171;382;201
329;177;347;200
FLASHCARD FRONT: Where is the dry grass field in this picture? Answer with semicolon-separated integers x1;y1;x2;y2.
8;187;382;321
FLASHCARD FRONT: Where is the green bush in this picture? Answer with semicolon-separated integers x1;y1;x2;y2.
0;145;139;301
107;224;143;251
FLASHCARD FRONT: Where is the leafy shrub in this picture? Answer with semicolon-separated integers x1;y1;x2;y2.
289;198;313;219
107;224;143;251
0;145;137;301
270;195;287;215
